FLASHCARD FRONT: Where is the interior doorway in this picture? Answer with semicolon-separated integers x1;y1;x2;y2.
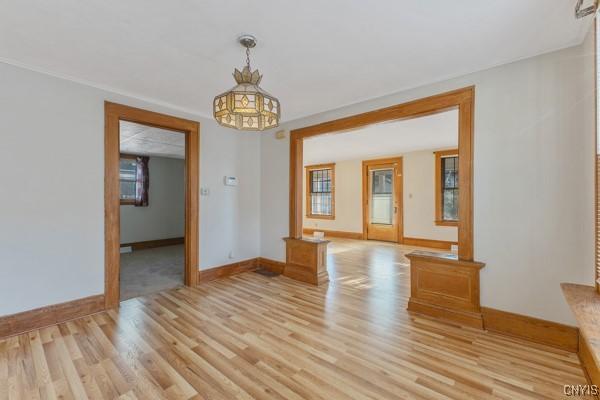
118;123;186;300
362;157;403;242
104;102;199;309
290;87;474;260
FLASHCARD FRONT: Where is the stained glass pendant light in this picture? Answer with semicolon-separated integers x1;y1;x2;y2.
213;35;280;131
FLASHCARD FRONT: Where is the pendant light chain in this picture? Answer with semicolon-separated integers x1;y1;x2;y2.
246;46;251;70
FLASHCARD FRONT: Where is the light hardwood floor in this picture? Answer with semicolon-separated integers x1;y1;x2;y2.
0;239;589;399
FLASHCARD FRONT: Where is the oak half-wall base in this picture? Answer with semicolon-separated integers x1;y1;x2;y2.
283;237;329;285
406;250;485;329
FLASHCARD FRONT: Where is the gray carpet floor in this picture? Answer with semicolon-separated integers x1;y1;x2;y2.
120;244;184;300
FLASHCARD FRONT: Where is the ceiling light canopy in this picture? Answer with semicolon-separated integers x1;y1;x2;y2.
213;35;280;131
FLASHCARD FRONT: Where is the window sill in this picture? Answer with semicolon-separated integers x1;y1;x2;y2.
120;199;136;206
435;220;458;227
306;214;335;220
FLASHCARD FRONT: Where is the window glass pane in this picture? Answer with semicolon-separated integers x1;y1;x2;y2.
372;169;392;194
441;156;458;220
120;158;137;200
371;169;393;224
443;189;458;220
310;193;331;215
120;181;136;200
120;159;137;181
442;156;458;190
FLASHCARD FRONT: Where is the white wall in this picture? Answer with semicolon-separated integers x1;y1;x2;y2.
0;62;261;316
120;156;185;244
261;31;595;325
403;150;458;242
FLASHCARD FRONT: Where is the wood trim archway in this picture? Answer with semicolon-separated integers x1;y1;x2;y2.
289;86;475;261
104;102;199;309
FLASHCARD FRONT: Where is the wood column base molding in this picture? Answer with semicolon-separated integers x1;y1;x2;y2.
198;257;287;283
481;307;578;352
198;258;258;283
284;237;329;285
408;299;484;328
0;294;105;339
257;257;286;274
406;251;485;329
402;237;457;251
302;228;363;240
120;237;184;251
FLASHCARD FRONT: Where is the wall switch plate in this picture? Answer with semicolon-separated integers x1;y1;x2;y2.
224;176;238;186
200;187;210;196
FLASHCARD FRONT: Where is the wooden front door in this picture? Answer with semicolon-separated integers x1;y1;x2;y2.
363;158;402;243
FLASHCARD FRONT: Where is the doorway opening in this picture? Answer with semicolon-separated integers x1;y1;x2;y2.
118;122;186;300
104;103;199;309
292;87;473;260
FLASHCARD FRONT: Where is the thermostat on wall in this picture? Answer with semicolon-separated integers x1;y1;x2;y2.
224;176;238;186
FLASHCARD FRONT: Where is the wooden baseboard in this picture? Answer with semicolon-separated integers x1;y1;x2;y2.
481;307;578;352
0;294;105;339
198;258;258;283
402;236;457;250
408;299;483;329
302;228;363;240
120;237;184;251
257;257;286;274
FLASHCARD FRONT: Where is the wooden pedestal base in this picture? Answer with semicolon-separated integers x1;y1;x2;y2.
406;251;485;329
283;237;329;285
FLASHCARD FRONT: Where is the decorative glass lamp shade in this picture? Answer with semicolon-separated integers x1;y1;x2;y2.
213;66;280;131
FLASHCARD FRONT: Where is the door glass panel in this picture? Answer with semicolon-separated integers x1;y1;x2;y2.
370;169;393;225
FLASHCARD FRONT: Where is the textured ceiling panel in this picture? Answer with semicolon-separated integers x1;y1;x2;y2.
120;121;184;159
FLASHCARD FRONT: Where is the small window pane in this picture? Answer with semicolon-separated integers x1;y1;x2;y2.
441;156;458;220
370;169;393;224
443;189;458;220
372;170;392;194
119;158;137;200
120;181;137;200
120;159;137;181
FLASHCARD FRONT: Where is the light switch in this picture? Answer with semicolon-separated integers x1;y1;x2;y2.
200;187;210;196
224;176;238;186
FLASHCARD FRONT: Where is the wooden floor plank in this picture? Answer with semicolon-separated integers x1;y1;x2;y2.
0;238;591;399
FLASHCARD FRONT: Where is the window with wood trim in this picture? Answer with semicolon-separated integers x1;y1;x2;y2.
119;154;138;205
306;164;335;219
435;150;459;226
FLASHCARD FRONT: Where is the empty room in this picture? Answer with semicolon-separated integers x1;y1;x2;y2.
1;1;600;399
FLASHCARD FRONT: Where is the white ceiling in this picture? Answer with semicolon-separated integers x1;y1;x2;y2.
120;121;185;159
0;1;592;122
303;110;458;165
